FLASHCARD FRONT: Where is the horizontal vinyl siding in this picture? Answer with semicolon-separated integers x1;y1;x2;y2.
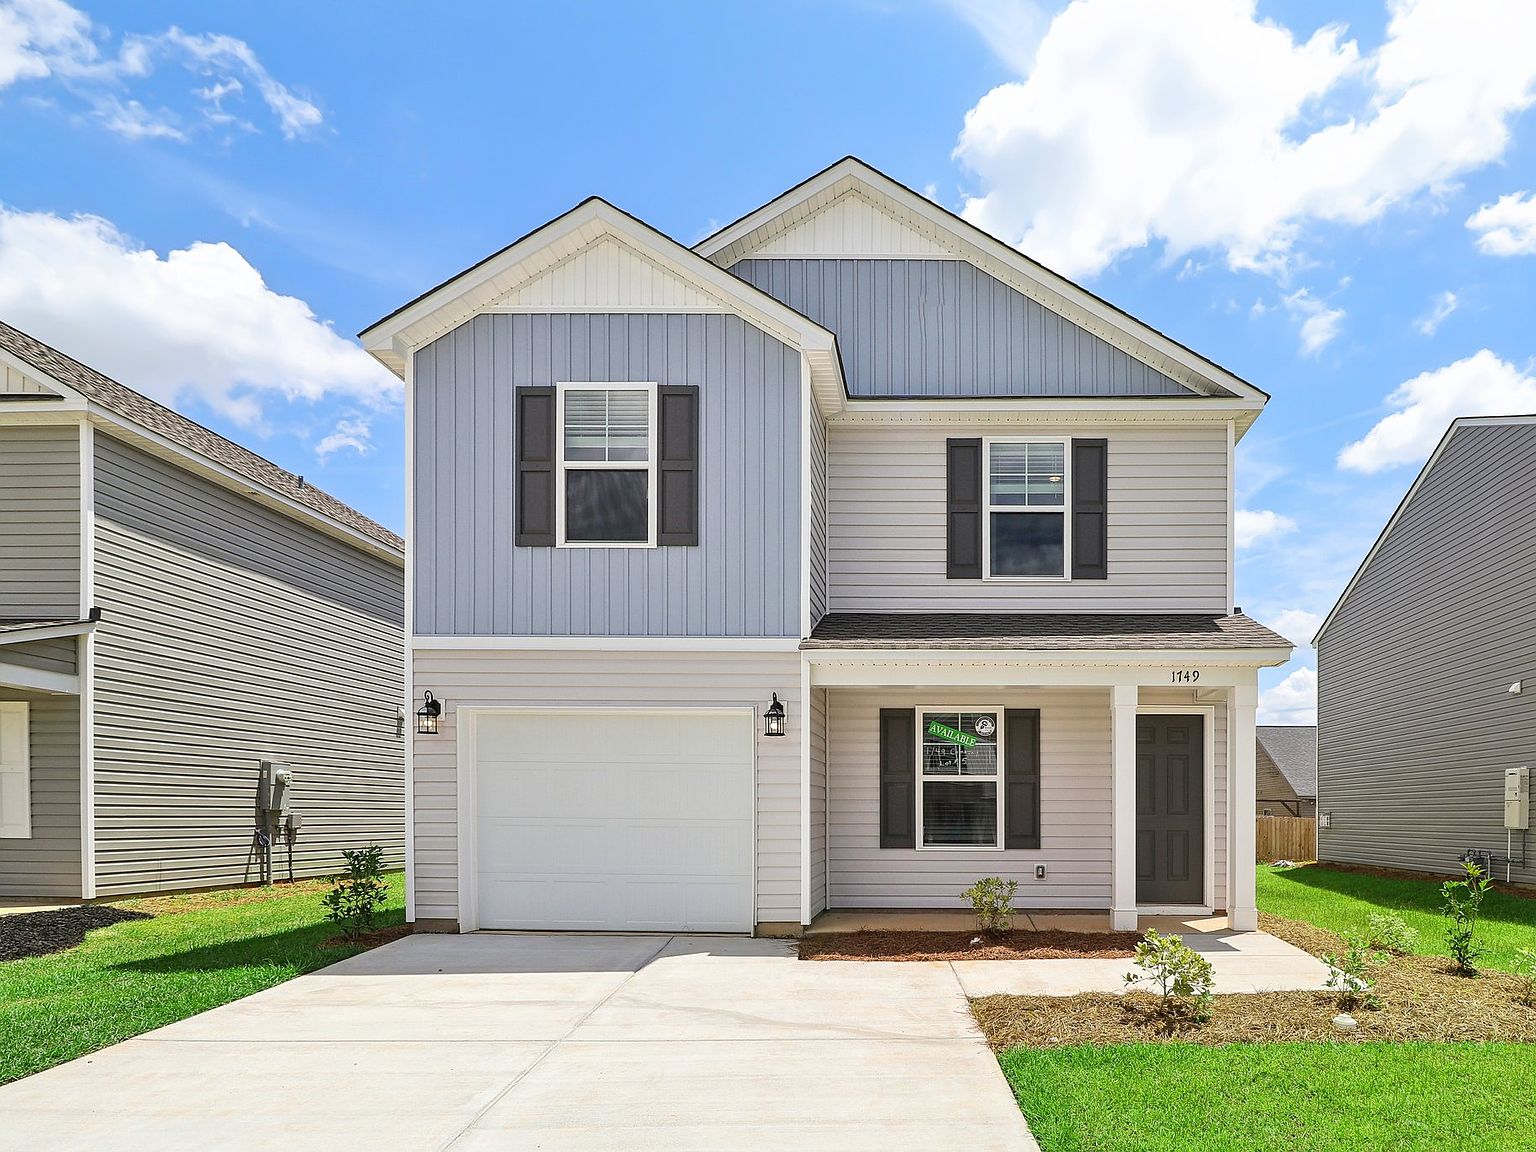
0;424;79;618
730;258;1191;399
410;649;802;925
0;637;77;676
0;695;81;898
809;684;827;917
91;435;405;896
827;423;1229;612
413;313;802;637
1319;423;1536;885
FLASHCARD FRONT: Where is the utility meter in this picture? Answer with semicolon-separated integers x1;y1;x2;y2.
1505;766;1530;830
257;761;293;814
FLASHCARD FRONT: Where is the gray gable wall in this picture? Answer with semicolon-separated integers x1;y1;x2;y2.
729;258;1193;399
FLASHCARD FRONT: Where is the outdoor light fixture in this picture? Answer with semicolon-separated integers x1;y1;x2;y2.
416;691;443;735
763;693;787;738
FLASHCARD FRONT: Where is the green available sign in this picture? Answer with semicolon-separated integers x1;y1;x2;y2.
926;720;977;748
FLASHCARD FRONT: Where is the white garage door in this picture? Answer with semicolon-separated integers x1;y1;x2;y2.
473;710;755;932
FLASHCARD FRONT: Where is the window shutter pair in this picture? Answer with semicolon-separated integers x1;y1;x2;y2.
944;437;1108;580
514;386;699;547
877;708;1040;850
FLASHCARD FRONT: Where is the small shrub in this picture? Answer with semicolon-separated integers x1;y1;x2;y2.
322;844;389;942
1365;910;1420;956
1513;948;1536;1007
1123;927;1214;1024
1322;932;1384;1011
962;876;1018;934
1441;859;1492;976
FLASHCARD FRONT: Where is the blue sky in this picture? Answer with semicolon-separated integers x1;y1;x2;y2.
4;0;1536;722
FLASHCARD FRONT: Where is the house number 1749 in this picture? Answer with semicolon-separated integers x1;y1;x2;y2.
1170;670;1201;683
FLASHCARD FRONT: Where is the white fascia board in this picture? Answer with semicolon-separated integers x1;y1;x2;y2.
0;662;78;695
411;635;804;652
805;647;1294;687
0;620;97;647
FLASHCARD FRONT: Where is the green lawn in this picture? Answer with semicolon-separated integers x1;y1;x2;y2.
1001;1042;1536;1152
0;873;404;1085
1258;863;1536;972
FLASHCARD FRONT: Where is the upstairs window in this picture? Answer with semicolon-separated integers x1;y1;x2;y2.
985;440;1068;578
557;384;656;546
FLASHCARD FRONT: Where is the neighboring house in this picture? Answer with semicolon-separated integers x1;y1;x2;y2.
364;157;1291;937
1316;415;1536;886
0;322;406;899
1255;725;1317;817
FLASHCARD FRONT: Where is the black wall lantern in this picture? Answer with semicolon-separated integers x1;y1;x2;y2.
416;691;443;735
763;693;787;738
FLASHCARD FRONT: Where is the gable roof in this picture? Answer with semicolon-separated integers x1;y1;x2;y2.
1314;415;1536;645
359;196;847;412
1256;725;1318;798
696;157;1269;422
804;611;1291;653
0;321;403;559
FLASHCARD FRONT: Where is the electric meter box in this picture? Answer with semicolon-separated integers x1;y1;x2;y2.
1505;766;1530;831
257;761;293;815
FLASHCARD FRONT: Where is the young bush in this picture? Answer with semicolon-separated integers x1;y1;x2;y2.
1441;859;1492;976
962;876;1019;934
1123;928;1215;1025
323;844;389;942
1322;932;1384;1011
1514;948;1536;1007
1365;910;1420;956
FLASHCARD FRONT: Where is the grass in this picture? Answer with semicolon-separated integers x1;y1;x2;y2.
1258;863;1536;973
0;872;404;1085
1000;1042;1536;1152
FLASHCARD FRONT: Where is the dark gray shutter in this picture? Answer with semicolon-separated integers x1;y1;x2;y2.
1003;708;1041;849
946;438;982;579
515;387;556;547
657;385;699;546
878;708;916;849
1071;438;1108;580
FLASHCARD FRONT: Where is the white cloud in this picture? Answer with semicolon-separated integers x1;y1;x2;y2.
315;416;373;461
952;0;1536;279
1235;508;1297;549
1260;608;1323;648
1466;190;1536;256
0;0;320;140
1338;349;1536;473
1415;289;1458;335
1259;667;1317;725
1282;288;1345;354
0;206;398;429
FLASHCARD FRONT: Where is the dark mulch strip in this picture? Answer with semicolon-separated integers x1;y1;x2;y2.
0;906;153;962
799;928;1142;962
319;924;413;951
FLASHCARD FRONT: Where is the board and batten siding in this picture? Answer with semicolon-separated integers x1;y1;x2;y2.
809;684;828;918
413;313;802;637
730;259;1192;399
0;694;81;898
0;424;79;618
410;649;803;927
809;409;828;627
90;434;404;896
826;422;1229;612
1318;423;1536;885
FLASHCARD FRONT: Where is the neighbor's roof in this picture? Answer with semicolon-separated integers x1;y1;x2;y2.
802;612;1292;651
1256;725;1318;798
0;321;403;557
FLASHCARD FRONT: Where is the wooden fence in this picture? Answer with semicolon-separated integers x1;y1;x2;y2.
1256;816;1317;862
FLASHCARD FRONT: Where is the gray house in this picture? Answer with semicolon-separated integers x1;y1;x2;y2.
1316;415;1535;885
1256;725;1317;817
0;321;405;900
364;158;1292;937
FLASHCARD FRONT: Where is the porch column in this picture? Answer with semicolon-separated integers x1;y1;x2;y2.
1229;682;1259;931
1110;683;1139;931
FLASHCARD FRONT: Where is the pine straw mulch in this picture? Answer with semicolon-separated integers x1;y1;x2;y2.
799;928;1142;962
971;912;1536;1051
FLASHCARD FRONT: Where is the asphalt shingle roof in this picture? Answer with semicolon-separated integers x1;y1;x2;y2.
1256;725;1318;798
0;321;403;556
803;612;1292;650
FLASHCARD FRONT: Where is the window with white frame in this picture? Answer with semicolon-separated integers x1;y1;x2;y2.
986;439;1068;577
917;709;1001;848
558;384;656;546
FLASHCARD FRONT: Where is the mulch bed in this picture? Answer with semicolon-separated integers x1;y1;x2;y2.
972;913;1536;1050
0;905;153;962
319;924;413;951
799;929;1142;962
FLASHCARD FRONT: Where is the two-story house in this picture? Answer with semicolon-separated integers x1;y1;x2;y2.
364;158;1291;937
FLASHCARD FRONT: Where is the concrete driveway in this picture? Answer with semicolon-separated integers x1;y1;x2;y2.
0;934;1037;1151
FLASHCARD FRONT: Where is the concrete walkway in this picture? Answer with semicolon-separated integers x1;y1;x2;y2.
0;933;1038;1152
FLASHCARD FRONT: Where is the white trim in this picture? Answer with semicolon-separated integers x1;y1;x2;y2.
0;620;97;647
1225;419;1235;615
799;659;812;926
1136;704;1218;917
914;705;1005;851
1228;681;1259;930
800;356;814;639
403;348;417;923
982;436;1071;582
78;418;96;899
412;635;803;652
0;663;78;695
805;650;1294;684
555;382;659;549
454;705;758;935
0;701;32;839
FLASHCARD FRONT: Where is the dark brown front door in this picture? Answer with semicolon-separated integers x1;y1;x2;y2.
1136;714;1204;905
